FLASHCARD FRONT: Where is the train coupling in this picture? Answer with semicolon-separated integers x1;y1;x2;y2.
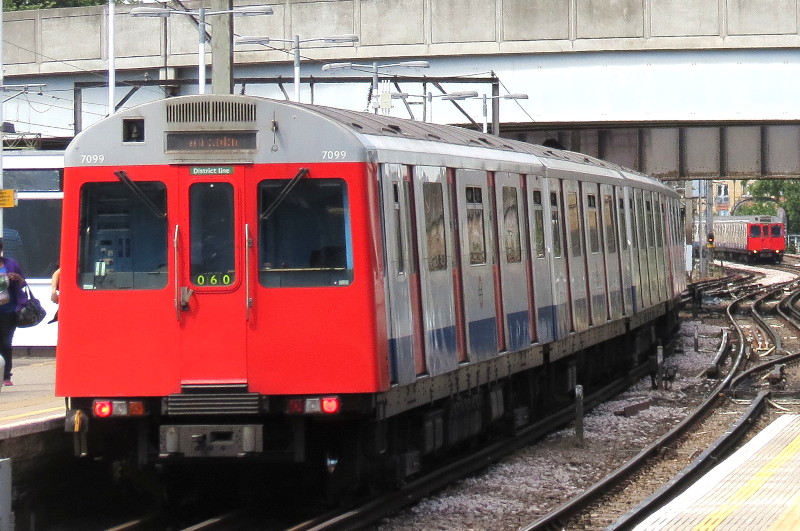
159;424;263;458
64;408;89;457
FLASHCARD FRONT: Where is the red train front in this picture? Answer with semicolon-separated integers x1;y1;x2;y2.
57;96;390;466
712;215;785;263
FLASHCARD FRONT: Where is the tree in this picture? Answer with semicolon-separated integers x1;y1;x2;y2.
4;0;108;10
741;179;800;232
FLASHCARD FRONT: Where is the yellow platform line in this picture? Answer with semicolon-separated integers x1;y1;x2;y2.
693;428;800;530
0;406;63;422
768;486;800;530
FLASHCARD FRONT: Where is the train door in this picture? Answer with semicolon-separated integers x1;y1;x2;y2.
177;171;246;384
380;164;421;384
563;179;589;332
454;169;498;361
614;187;638;315
643;192;661;303
547;178;571;338
413;165;458;376
527;176;556;343
633;189;652;309
582;182;609;324
494;172;530;352
601;184;623;320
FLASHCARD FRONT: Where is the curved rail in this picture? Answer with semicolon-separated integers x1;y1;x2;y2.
606;391;769;530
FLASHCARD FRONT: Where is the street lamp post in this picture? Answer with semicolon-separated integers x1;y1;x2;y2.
478;93;528;134
236;34;359;103
131;5;273;95
322;61;429;113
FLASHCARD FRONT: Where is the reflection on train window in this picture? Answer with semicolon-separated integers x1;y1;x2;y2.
190;183;235;287
502;186;521;263
466;186;486;265
532;190;545;259
259;178;353;287
603;194;616;253
550;192;563;258
4;199;62;278
587;193;600;253
655;202;665;247
78;182;167;290
4;168;60;191
423;182;447;272
393;183;405;274
618;197;629;251
771;225;782;237
635;194;646;250
567;192;582;257
750;225;761;237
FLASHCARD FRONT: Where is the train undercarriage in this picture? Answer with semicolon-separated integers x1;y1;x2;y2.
65;303;679;501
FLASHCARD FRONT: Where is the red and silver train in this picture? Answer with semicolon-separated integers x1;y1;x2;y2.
56;95;685;490
712;215;786;263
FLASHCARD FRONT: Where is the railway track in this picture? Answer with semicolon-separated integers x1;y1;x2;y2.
43;265;800;531
351;263;800;531
523;263;800;530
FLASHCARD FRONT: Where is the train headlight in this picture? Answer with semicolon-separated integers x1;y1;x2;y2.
305;398;322;413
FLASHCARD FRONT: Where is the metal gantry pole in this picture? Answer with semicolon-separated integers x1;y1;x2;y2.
372;62;379;113
293;35;301;102
197;7;206;95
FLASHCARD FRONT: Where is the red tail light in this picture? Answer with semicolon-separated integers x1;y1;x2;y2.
93;401;112;418
321;397;340;414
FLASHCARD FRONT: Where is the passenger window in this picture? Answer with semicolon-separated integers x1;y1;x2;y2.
587;194;600;253
466;186;487;265
393;182;405;274
636;195;646;250
772;225;782;237
604;194;616;253
618;197;629;251
532;190;545;259
423;182;447;271
502;186;522;263
645;199;655;248
551;192;563;258
655;202;664;248
78;181;168;290
567;191;582;257
259;178;353;287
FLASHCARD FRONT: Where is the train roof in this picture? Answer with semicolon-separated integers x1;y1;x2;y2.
714;215;782;223
65;95;673;194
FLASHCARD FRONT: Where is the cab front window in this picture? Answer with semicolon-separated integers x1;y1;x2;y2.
258;178;353;287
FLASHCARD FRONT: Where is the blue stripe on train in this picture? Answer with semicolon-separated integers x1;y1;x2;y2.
506;310;530;352
468;316;497;361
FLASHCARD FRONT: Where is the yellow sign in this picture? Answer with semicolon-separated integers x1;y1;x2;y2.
0;190;17;208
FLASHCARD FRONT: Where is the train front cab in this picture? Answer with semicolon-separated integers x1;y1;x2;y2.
57;97;397;465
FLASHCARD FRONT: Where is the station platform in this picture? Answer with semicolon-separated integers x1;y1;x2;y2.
635;414;800;530
0;356;63;438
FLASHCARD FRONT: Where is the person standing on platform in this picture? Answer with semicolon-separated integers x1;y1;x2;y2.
0;238;28;386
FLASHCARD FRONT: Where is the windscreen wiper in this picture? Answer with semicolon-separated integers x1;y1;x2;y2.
114;170;167;219
259;167;309;220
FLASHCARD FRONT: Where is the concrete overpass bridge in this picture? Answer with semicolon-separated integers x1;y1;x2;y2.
4;0;800;185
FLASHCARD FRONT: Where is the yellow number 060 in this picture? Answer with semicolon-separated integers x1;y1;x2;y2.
195;274;232;286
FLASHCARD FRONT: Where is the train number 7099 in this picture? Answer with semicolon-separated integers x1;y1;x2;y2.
80;154;105;164
322;150;346;160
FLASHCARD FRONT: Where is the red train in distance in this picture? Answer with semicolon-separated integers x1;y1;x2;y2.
712;215;786;263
